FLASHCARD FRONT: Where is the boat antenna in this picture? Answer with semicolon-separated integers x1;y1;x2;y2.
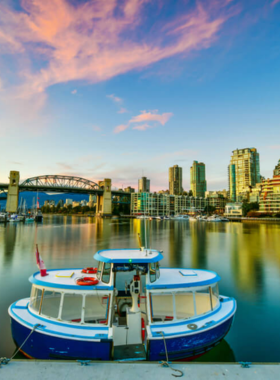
144;196;147;250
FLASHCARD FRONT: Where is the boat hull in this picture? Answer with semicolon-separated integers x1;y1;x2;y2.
10;318;112;360
148;315;234;361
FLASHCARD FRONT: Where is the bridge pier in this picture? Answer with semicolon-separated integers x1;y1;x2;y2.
96;179;112;217
6;171;20;213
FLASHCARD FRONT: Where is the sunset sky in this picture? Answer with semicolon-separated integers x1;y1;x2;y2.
0;0;280;191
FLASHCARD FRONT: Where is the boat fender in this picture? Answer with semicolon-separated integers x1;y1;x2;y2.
82;267;97;274
76;277;99;286
141;318;146;342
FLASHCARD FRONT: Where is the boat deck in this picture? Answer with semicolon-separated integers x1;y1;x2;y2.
29;269;113;290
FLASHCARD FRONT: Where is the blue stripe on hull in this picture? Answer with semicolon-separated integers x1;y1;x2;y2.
11;319;112;360
148;316;234;361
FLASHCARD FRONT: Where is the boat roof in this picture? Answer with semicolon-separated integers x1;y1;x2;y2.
29;269;113;290
94;248;163;263
146;268;220;289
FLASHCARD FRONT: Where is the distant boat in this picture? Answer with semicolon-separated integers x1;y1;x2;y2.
25;217;35;223
207;215;222;222
188;216;197;221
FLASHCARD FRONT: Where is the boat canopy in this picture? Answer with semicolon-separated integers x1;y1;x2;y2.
147;268;220;290
94;249;163;264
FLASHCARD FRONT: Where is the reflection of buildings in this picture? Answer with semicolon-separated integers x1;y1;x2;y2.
167;222;185;267
230;223;264;295
3;224;17;264
189;222;207;269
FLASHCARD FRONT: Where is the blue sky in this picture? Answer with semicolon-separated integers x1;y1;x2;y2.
0;0;280;191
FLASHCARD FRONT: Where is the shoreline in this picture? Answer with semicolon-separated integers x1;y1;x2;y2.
41;214;280;223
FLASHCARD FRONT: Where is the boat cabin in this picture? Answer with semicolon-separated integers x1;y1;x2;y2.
27;248;221;360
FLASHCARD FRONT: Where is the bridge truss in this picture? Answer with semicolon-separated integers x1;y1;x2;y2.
21;175;100;191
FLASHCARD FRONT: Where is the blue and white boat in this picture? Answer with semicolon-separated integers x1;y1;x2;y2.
9;248;236;361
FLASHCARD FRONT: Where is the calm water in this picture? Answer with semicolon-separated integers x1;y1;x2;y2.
1;216;280;362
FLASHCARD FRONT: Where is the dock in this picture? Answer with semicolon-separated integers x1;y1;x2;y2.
1;360;279;379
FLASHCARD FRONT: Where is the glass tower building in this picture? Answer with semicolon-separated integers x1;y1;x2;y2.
190;161;207;198
228;148;260;201
169;165;183;195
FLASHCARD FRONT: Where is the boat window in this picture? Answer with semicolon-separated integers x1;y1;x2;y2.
97;261;103;281
29;286;43;313
61;293;83;323
41;291;61;319
102;263;111;284
175;292;195;320
149;262;159;283
150;293;174;322
84;294;109;324
195;288;212;315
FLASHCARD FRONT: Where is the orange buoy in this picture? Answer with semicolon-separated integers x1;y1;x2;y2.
76;277;98;286
82;267;97;274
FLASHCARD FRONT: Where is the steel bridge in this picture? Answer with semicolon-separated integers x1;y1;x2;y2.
2;173;131;214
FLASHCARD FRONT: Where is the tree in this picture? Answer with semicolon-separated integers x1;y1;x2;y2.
204;205;216;214
188;190;193;197
242;201;259;216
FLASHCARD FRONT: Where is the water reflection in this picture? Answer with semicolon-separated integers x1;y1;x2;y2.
1;217;280;361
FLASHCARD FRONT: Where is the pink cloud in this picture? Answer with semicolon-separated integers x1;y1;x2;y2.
0;0;237;105
272;0;280;6
114;124;129;134
92;126;101;132
107;94;123;103
71;89;77;94
118;108;128;114
130;110;173;126
132;123;153;131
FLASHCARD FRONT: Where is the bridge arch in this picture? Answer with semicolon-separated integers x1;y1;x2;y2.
21;175;100;191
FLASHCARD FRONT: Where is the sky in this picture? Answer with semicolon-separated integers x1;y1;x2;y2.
0;0;280;191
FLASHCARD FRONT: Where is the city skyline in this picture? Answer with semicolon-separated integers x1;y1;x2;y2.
1;1;280;191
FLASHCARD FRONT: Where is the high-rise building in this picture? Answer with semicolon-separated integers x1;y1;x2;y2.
228;148;260;202
138;177;150;193
273;159;280;176
169;165;183;195
259;158;280;214
190;161;207;198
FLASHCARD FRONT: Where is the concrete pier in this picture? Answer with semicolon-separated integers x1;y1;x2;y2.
1;361;279;379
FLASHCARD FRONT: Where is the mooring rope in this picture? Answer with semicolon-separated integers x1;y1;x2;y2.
158;331;183;378
0;324;41;367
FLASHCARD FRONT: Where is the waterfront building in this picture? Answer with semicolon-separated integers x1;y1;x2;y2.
228;148;260;202
224;203;243;217
169;165;183;195
273;159;280;176
65;199;73;206
259;161;280;214
131;192;227;216
190;161;207;198
249;184;262;203
124;186;135;193
138;177;150;193
57;199;64;207
205;192;227;213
